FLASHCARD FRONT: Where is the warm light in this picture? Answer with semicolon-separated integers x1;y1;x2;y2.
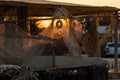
36;17;52;28
53;19;67;33
35;17;67;29
53;19;66;28
53;19;68;39
29;17;52;28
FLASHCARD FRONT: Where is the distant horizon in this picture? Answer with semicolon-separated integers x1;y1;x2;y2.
48;0;120;8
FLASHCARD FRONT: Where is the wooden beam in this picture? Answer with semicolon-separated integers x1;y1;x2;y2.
17;7;27;30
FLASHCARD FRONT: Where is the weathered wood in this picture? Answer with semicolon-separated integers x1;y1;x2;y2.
17;7;28;30
0;1;118;16
4;23;16;52
0;48;22;65
24;56;102;70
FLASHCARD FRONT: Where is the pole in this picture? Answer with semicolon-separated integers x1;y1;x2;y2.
114;10;119;71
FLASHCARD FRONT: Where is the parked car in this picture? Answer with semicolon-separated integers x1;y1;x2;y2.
104;42;120;57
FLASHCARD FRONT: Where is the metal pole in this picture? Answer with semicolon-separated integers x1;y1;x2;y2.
114;10;119;71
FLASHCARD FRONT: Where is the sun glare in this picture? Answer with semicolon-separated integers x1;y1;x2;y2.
36;17;52;28
36;17;67;29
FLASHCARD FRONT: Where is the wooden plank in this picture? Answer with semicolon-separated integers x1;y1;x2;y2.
55;56;101;68
24;56;102;70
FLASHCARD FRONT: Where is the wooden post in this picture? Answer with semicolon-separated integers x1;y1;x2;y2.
17;7;28;52
51;20;56;68
17;7;28;30
114;10;119;71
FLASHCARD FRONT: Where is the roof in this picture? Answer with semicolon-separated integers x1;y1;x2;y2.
0;0;118;16
0;0;90;6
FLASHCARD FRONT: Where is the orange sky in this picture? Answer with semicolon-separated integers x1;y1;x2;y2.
48;0;120;8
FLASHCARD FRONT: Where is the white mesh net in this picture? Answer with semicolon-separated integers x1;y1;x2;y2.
0;8;83;65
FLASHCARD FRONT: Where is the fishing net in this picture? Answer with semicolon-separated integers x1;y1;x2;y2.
0;7;85;65
82;16;99;56
0;19;84;64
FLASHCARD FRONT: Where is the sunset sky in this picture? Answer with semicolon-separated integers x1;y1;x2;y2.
48;0;120;8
